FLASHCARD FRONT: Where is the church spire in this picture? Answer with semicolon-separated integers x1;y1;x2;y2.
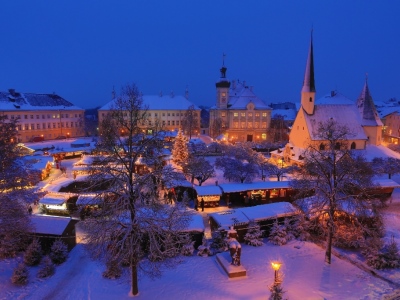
301;30;316;115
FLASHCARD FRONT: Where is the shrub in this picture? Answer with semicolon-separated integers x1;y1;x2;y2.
102;259;122;279
11;263;29;285
181;241;195;256
37;256;55;278
244;221;264;246
49;240;68;265
24;239;43;266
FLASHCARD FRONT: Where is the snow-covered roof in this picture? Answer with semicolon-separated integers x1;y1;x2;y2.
209;202;297;228
76;194;103;205
194;185;222;196
39;193;69;205
99;94;200;111
227;81;270;110
306;93;368;141
23;156;53;171
0;90;83;111
182;214;205;232
30;215;75;235
373;178;400;188
218;181;291;193
70;139;91;147
241;202;297;222
359;144;400;161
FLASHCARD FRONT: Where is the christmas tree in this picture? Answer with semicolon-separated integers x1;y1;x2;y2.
172;129;189;166
11;263;29;285
244;220;264;246
268;219;293;246
210;228;228;253
37;256;55;278
24;239;42;266
49;240;69;265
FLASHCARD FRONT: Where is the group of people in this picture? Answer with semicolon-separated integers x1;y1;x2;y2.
194;197;205;212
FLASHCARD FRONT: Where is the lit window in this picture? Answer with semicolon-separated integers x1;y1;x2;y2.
234;113;238;117
221;112;226;117
241;113;246;117
248;113;252;117
262;113;267;117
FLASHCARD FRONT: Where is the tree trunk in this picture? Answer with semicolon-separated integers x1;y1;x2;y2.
325;219;333;264
131;262;139;295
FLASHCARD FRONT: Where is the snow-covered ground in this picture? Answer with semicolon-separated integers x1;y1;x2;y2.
1;140;400;299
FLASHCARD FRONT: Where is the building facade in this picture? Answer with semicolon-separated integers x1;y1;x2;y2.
0;89;85;142
209;64;272;142
98;91;201;135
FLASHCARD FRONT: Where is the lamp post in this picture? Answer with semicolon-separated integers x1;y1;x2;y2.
271;262;281;284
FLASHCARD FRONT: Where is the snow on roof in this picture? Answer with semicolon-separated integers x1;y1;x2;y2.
218;181;291;193
182;214;205;232
307;102;367;141
99;94;200;111
30;215;74;235
209;202;297;228
373;178;400;188
227;82;270;110
359;144;400;161
0;91;83;111
39;193;69;205
76;194;103;205
194;185;222;196
23;156;53;170
241;202;298;222
70;139;91;147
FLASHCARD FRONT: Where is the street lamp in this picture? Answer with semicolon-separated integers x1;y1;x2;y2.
271;262;281;284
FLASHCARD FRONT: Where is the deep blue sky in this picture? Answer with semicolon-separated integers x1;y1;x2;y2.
1;1;399;109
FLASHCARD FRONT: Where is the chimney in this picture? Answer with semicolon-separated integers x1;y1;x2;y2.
185;87;189;99
331;91;336;97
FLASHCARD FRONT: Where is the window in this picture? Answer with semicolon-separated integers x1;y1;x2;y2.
172;113;175;116
53;123;56;128
167;113;170;116
262;113;267;117
248;113;252;117
30;115;34;119
162;113;165;116
255;123;259;128
261;133;266;140
36;115;40;119
31;124;34;130
233;122;239;128
48;123;51;129
309;97;313;102
61;114;64;118
351;142;356;149
11;115;14;120
75;114;77;117
47;114;50;118
17;125;21;130
162;121;165;125
37;124;40;129
155;113;158;117
248;122;252;128
24;115;28;119
255;113;260;117
66;114;69;118
24;124;29;130
319;143;325;150
335;142;341;150
66;122;69;128
172;121;175;125
234;113;238;117
241;113;246;117
221;112;226;117
241;122;245;129
42;115;45;119
167;121;170;125
71;122;74;127
261;122;267;128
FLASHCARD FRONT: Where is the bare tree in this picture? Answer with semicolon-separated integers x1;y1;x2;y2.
371;157;400;179
181;104;199;140
292;119;375;264
82;83;192;296
263;161;298;181
182;155;215;186
268;114;289;143
210;117;224;139
215;157;259;183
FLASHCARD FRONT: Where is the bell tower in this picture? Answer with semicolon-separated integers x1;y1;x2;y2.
216;54;230;109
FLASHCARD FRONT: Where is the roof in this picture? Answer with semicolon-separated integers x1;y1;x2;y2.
30;215;75;235
39;193;69;205
99;94;200;111
76;194;103;205
305;92;368;141
356;82;383;126
0;90;83;111
218;181;291;193
194;185;222;196
209;202;297;228
226;81;270;110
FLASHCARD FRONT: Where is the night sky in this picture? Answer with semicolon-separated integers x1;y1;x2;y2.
0;1;399;109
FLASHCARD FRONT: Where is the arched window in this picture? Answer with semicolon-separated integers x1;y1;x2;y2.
309;97;313;102
319;143;325;150
351;142;356;149
335;142;341;150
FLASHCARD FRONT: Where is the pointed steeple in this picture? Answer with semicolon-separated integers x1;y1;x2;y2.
357;75;382;126
302;31;316;93
301;30;316;115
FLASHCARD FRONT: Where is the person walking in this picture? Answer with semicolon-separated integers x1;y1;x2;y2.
200;198;205;212
194;198;198;211
28;205;33;215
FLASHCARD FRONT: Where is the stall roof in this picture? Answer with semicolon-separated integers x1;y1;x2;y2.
30;215;75;235
241;202;297;222
76;194;103;205
181;214;205;233
209;202;297;228
194;185;222;196
218;181;291;193
373;178;400;188
39;194;68;205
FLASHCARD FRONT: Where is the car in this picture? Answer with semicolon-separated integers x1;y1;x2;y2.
30;136;44;142
55;135;67;140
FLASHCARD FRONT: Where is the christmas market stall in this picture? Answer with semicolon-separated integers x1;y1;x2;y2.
194;185;222;208
218;181;296;207
181;214;205;249
209;202;298;242
30;215;79;252
39;193;77;215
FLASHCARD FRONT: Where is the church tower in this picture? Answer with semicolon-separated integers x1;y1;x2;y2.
301;32;316;115
215;55;231;109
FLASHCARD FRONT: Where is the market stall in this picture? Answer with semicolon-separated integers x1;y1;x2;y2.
194;185;222;208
